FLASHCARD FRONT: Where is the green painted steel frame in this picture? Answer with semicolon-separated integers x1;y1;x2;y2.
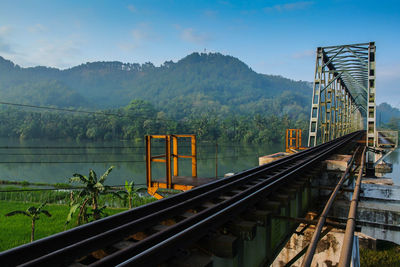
308;42;375;148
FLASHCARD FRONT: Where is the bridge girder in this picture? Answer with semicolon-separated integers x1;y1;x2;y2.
308;42;375;148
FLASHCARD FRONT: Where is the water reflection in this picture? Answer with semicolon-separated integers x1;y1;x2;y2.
0;138;284;186
385;148;400;185
387;149;399;165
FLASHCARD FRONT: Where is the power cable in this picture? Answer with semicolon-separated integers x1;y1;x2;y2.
0;144;246;150
0;152;144;156
0;101;177;122
0;154;258;164
0;184;148;193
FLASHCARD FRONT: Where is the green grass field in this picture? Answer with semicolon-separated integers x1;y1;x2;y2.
0;201;127;251
0;185;156;208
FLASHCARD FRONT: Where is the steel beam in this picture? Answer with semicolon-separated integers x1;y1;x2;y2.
308;47;323;147
366;42;376;174
308;42;373;147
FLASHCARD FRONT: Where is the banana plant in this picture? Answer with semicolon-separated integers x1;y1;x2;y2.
66;166;114;225
5;202;51;242
118;181;146;209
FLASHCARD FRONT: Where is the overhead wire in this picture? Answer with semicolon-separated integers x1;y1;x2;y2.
0;144;245;149
0;153;259;164
0;184;148;193
0;152;146;156
0;101;257;144
0;101;178;122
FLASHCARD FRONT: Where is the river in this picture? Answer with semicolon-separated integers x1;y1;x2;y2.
384;148;400;185
1;137;398;187
0;138;283;186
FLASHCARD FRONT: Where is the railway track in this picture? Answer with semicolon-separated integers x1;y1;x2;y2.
0;131;362;267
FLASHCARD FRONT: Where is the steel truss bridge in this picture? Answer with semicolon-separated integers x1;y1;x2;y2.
0;42;397;267
306;42;396;173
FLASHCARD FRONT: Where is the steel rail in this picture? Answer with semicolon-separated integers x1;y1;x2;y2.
338;146;366;267
20;149;322;266
0;132;353;265
0;145;313;265
93;132;360;266
110;131;361;267
0;131;361;266
301;144;361;267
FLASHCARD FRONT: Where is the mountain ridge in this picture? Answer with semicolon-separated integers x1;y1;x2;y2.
0;53;313;120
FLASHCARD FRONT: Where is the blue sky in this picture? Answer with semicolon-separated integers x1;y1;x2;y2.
0;0;399;106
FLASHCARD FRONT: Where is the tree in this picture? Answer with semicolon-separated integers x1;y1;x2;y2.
118;181;145;209
386;117;400;130
5;202;51;242
67;166;114;225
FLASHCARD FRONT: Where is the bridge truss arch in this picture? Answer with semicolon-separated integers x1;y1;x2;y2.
307;42;376;157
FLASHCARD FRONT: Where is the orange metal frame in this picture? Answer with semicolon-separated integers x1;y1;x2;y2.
286;129;307;153
146;134;197;199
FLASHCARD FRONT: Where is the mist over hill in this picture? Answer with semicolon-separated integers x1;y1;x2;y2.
0;53;312;120
1;53;399;142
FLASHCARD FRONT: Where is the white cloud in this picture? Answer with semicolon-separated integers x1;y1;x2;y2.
264;1;313;12
0;38;13;53
132;27;149;42
28;23;46;33
373;63;400;107
377;64;400;81
204;9;218;18
181;28;211;44
132;23;157;44
219;1;231;6
0;25;12;35
0;25;15;54
292;49;314;59
118;23;157;51
127;4;137;13
0;25;82;68
9;37;83;69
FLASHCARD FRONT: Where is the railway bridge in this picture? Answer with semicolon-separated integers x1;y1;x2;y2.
1;42;399;267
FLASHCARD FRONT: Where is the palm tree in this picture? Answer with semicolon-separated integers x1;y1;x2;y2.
5;202;51;242
67;166;114;225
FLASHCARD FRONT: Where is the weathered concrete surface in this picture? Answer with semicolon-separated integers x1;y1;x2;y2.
325;154;352;172
361;183;400;200
272;226;344;267
375;161;393;173
259;152;290;165
272;227;376;267
332;199;400;245
362;178;394;185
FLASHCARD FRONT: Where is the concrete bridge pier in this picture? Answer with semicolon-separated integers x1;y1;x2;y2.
200;173;316;267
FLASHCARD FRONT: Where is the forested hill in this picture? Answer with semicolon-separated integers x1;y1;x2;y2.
0;53;311;120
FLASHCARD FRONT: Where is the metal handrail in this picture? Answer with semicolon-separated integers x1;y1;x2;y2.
301;145;361;267
338;146;366;267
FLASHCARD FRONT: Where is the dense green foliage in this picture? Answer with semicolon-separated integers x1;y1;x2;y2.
0;52;315;143
1;53;399;145
0;53;311;119
0;101;306;144
377;102;400;126
360;242;400;267
378;110;400;143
